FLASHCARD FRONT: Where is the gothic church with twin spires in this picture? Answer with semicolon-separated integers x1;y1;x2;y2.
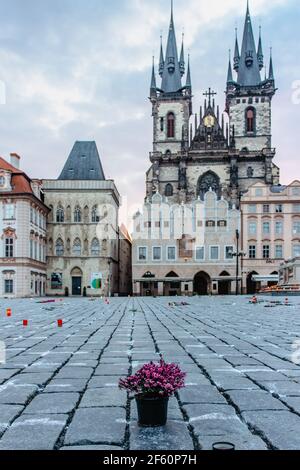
132;1;282;297
147;2;279;208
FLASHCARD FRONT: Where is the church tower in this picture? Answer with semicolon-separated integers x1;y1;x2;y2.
147;2;192;201
226;2;276;153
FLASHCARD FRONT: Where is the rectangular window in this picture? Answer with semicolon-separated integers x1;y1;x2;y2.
263;245;270;259
293;204;300;213
248;205;257;214
4;204;15;220
292;187;300;196
255;189;263;197
293;245;300;258
263;222;270;235
5;238;14;258
210;246;219;260
153;247;162;261
138;247;147;261
275;245;283;259
249;245;256;259
293;222;300;235
249;222;257;235
167;246;176;261
225;246;234;260
30;240;33;259
263;205;270;213
275;221;283;235
275;205;283;213
195;246;205;261
4;279;13;294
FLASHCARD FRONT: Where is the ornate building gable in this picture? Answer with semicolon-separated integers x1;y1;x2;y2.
190;89;229;152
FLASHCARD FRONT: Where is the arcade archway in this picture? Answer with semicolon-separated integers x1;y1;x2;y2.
194;272;211;295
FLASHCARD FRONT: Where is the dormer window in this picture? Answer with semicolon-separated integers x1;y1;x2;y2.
0;176;5;187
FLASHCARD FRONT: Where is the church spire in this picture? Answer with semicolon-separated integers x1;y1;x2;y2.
160;0;183;94
159;35;164;77
268;48;274;81
227;51;234;84
233;28;240;72
185;54;192;91
237;1;261;86
257;26;264;71
179;33;185;77
150;57;157;98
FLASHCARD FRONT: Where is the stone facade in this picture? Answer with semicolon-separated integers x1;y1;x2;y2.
133;191;240;296
241;181;300;293
118;225;132;296
0;154;49;298
43;178;121;298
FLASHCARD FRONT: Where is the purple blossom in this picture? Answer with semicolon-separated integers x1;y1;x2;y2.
119;358;186;398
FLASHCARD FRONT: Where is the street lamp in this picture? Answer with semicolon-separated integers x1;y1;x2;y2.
229;230;246;296
108;260;111;298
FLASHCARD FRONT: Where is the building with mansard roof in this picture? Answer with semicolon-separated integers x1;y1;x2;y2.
43;141;130;297
133;1;283;296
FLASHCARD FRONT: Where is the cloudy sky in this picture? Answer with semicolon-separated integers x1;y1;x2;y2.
0;0;299;226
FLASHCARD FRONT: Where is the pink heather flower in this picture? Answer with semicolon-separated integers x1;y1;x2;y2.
118;358;186;398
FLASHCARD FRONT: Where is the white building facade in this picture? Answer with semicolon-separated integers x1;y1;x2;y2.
0;154;49;298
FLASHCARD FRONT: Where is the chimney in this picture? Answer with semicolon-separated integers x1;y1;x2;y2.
10;153;21;169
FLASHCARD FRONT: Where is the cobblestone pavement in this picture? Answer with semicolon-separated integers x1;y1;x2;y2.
1;296;300;450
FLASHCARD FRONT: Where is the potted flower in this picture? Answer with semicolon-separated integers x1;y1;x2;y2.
119;358;186;427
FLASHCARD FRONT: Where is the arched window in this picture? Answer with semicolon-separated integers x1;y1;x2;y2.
55;239;64;256
84;206;89;223
56;206;64;223
246;107;255;133
165;184;174;197
91;238;100;256
92;205;99;223
167;113;175;138
72;238;82;256
197;171;220;201
74;206;82;223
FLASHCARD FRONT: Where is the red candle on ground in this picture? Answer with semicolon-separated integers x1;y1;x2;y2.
57;319;63;327
23;320;28;327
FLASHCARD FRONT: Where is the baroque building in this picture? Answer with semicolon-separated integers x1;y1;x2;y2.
133;1;281;296
43;141;127;297
0;154;49;298
241;181;300;293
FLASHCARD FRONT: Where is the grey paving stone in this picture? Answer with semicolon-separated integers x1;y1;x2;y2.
0;384;38;405
280;397;300;414
44;378;88;393
88;376;120;388
0;414;68;450
55;367;94;379
94;364;130;376
64;407;126;445
178;386;227;405
242;410;300;450
184;404;250;437
259;381;300;397
130;421;194;450
24;393;80;414
0;369;21;382
226;390;287;411
0;405;24;433
80;388;126;408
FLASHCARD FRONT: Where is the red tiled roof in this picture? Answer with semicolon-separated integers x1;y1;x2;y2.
0;156;33;195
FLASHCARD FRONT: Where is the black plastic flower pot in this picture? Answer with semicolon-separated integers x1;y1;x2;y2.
136;395;169;427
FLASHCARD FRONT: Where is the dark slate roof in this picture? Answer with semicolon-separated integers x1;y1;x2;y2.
237;4;262;87
59;141;105;181
160;7;182;94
